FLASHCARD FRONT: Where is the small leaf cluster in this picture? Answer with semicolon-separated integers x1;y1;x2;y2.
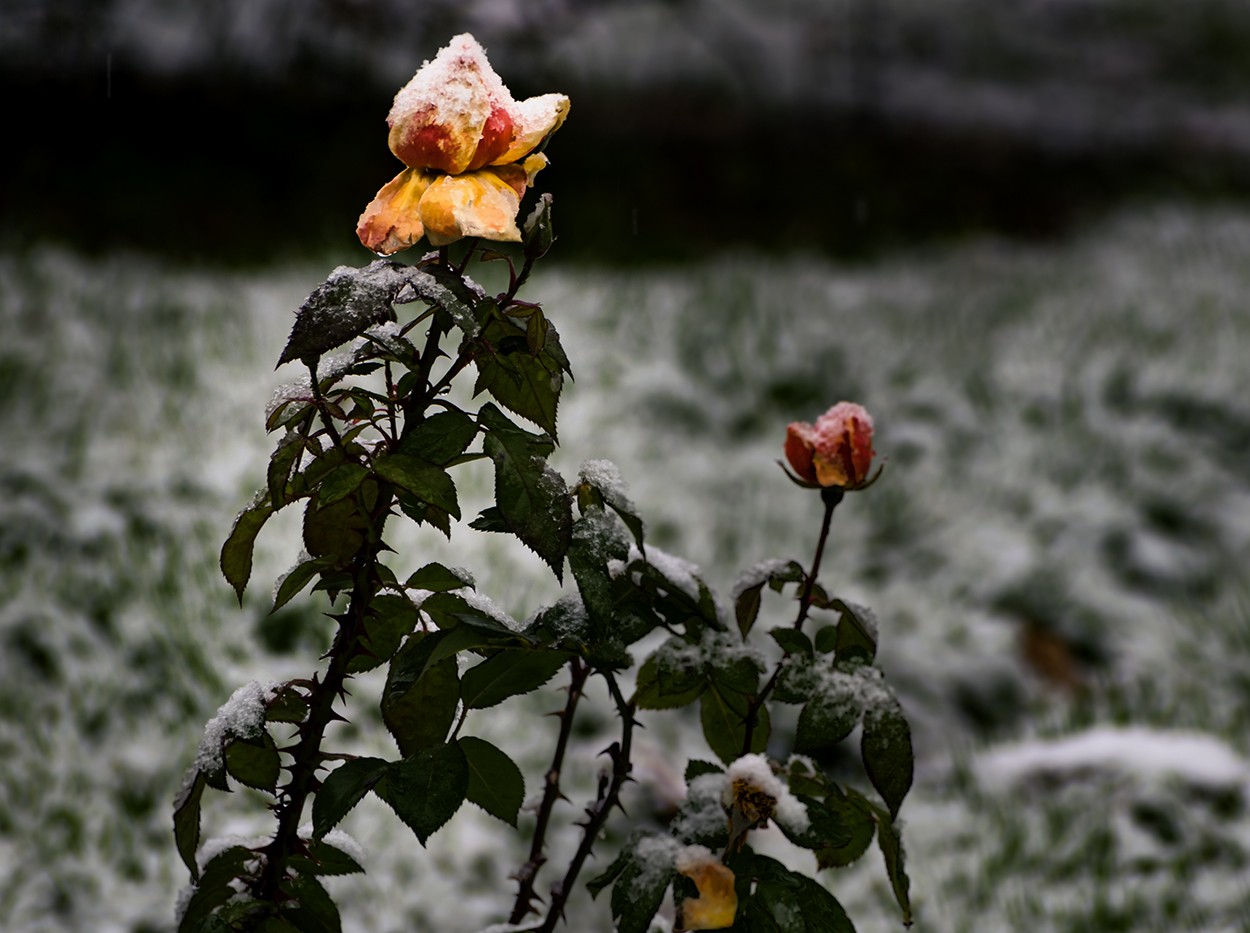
177;197;916;932
587;563;915;932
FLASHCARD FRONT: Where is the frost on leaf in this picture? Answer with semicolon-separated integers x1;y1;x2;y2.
196;681;279;777
278;261;414;366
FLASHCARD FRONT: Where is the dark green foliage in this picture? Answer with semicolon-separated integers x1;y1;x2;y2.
459;736;525;827
374;743;469;846
478;403;572;577
312;758;390;839
193;244;913;933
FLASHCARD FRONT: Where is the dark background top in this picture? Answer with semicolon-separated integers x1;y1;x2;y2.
6;0;1250;264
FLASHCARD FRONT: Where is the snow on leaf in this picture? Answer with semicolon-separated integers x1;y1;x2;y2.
278;261;413;366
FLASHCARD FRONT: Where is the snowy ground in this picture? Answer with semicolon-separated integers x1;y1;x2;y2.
2;204;1249;931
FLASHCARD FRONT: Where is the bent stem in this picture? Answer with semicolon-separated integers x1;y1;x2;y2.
538;672;636;933
741;486;843;754
510;658;591;924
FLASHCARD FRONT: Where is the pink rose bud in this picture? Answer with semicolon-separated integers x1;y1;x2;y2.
784;402;875;489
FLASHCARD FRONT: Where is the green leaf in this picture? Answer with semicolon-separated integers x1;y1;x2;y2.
265;684;309;724
468;505;509;534
279;872;342;933
813;624;838;655
608;833;674;933
795;674;863;753
775;794;852;853
685;759;724;782
458;736;525;826
860;685;914;820
224;732;281;793
383;626;489;703
316;462;368;507
272;555;329;614
302;494;367;568
567;507;632;645
312;757;389;839
407;262;481;337
634;647;707;710
875;810;913;925
576;460;645;551
290;839;366;877
769;628;813;657
473;308;567;437
700;685;767;765
739;854;855;933
479;404;572;577
460;649;568;709
373;454;460;519
221;492;274;604
178;845;254;933
832;600;878;666
383;646;460;756
398;410;478;466
734;560;806;637
267;432;306;508
373;743;469;845
173;769;206;879
734;584;765;639
277;260;408;366
347;592;418;674
586;845;630;900
815;789;877;869
405;562;475;592
523;192;554;260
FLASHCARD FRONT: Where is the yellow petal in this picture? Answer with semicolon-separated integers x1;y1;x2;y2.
387;34;512;174
676;853;738;931
356;167;435;256
417;159;547;246
495;94;571;164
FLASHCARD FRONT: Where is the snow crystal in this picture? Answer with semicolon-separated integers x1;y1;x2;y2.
572;503;630;556
977;726;1250;792
730;558;796;601
460;588;519;630
195;681;278;774
631;833;681;891
389;34;510;128
579;458;636;510
298;825;367;867
672;772;729;844
725;754;810;833
673;843;719;874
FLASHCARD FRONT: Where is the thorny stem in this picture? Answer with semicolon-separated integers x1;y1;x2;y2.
509;658;591;925
741;486;843;754
538;672;636;933
307;360;346;452
256;259;468;906
254;485;392;903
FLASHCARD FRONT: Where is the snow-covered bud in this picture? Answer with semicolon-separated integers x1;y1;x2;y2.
784;401;876;490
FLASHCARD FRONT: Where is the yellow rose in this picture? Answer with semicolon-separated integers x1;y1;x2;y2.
357;34;569;254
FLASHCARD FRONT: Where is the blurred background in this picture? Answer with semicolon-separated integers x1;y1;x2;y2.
2;1;1250;931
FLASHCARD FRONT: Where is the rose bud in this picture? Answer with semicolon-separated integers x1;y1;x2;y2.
784;401;876;490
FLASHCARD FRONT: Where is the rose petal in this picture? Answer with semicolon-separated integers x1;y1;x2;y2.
784;422;819;485
676;849;738;931
356;167;435;255
495;93;571;164
387;34;511;174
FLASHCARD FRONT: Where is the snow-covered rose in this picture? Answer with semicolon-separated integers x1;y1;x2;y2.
357;34;570;253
